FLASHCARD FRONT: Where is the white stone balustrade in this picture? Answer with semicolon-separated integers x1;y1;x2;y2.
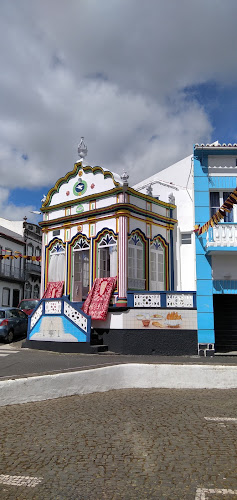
206;224;237;247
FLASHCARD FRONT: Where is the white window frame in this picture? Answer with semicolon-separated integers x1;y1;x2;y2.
150;240;165;291
2;287;10;306
181;232;192;245
97;234;117;279
128;234;145;290
210;190;236;223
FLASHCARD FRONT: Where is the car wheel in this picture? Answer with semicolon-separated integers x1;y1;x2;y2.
5;330;14;343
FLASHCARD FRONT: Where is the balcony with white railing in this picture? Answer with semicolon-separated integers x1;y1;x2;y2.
206;224;237;249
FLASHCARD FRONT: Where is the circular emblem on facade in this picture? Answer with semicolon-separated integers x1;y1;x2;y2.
76;204;84;214
91;183;95;189
78;170;83;177
66;191;70;196
73;179;87;196
77;225;83;232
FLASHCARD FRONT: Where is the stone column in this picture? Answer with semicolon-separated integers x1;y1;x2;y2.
116;209;128;307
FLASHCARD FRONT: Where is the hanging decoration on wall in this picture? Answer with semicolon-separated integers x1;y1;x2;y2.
194;187;237;235
0;250;41;261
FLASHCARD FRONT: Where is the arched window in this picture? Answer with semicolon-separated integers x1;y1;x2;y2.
33;284;40;298
25;282;32;299
97;233;117;278
150;238;165;291
35;247;41;266
27;244;34;256
128;233;145;290
48;242;65;282
72;237;90;301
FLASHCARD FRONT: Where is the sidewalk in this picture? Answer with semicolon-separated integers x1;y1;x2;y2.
0;343;237;407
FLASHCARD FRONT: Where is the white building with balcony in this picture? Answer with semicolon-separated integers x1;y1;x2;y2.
194;143;237;355
0;218;42;301
0;225;25;307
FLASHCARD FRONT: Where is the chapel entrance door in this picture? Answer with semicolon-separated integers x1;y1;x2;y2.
72;250;89;302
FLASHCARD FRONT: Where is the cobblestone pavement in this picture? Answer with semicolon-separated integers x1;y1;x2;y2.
0;389;237;500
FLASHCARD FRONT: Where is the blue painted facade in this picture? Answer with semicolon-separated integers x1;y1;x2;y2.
194;145;237;354
27;297;91;343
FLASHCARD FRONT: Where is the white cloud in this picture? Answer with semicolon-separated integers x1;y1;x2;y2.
0;187;38;222
0;0;236;200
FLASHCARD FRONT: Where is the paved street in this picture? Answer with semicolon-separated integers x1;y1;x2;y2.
0;389;237;499
1;340;237;382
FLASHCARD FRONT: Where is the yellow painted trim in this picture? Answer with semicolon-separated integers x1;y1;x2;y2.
41;163;122;210
89;223;96;238
64;228;71;242
89;200;96;210
127;187;176;209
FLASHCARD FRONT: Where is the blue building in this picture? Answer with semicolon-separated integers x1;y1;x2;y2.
194;143;237;355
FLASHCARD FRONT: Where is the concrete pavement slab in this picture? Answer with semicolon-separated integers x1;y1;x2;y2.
0;389;237;499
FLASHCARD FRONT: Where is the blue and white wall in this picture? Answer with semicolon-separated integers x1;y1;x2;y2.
194;145;237;355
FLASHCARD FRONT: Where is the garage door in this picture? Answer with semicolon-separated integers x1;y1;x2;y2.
214;294;237;352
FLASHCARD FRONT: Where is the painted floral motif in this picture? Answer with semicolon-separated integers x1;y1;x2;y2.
82;277;117;320
42;281;64;298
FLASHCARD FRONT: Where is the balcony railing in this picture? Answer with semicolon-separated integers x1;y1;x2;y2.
127;291;196;308
0;265;25;281
25;261;41;275
206;224;237;248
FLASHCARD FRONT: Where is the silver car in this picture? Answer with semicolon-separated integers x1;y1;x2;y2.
0;307;28;343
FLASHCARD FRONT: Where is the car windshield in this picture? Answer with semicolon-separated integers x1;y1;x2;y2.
0;311;5;318
19;300;39;310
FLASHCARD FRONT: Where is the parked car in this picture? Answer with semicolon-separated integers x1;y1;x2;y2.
18;298;40;315
0;307;28;343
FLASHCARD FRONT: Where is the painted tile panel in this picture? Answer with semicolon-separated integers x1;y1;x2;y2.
29;316;87;342
93;309;197;330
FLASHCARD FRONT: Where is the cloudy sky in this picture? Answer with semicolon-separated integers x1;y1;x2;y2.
1;0;237;221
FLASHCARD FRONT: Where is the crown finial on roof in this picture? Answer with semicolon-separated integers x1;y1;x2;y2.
121;170;129;186
78;137;88;159
168;192;175;205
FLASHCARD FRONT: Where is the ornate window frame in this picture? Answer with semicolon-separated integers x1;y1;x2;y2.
45;238;66;288
67;233;91;296
150;234;169;291
128;229;147;290
93;229;118;281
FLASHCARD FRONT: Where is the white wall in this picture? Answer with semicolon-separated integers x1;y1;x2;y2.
0;218;24;236
212;254;237;280
133;155;196;291
0;282;23;307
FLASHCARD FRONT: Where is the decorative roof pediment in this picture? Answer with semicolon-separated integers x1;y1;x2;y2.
41;162;122;210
